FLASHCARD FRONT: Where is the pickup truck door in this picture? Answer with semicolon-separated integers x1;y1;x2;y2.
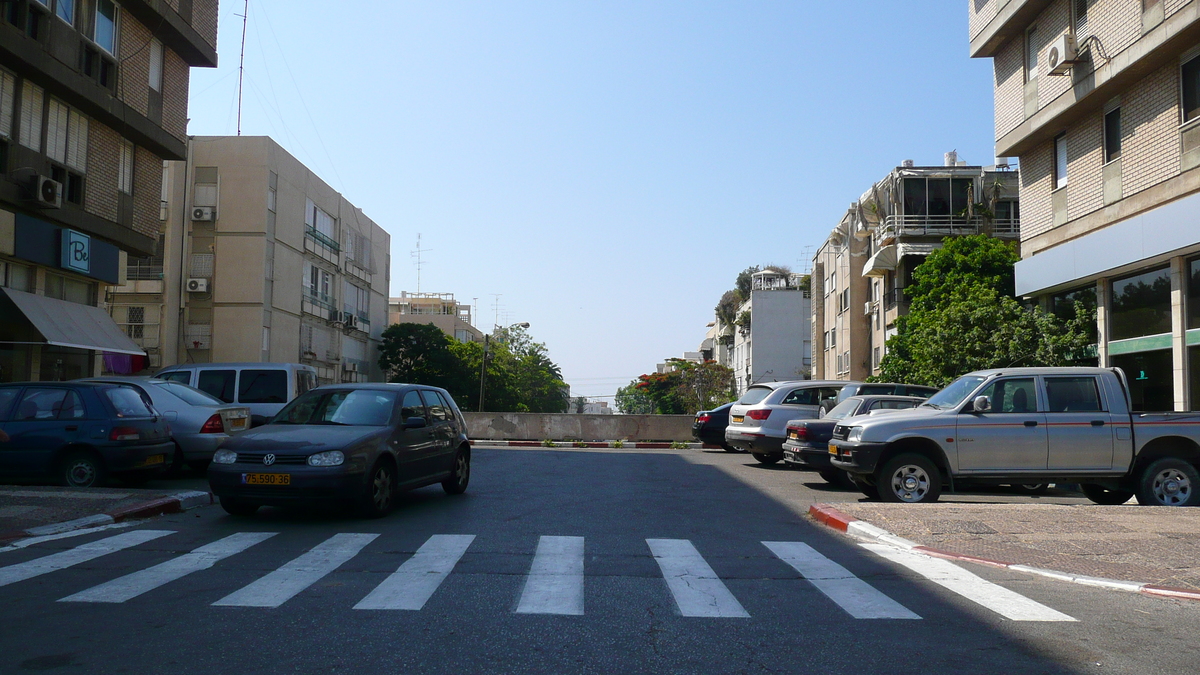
956;377;1047;471
1042;375;1115;470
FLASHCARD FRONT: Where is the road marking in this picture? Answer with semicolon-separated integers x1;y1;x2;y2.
516;535;585;615
763;541;920;620
861;543;1076;622
0;530;174;588
0;522;136;554
213;533;379;608
354;534;475;611
59;532;278;603
646;538;749;618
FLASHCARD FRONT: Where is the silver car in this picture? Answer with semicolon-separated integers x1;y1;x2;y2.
725;380;847;464
79;377;250;471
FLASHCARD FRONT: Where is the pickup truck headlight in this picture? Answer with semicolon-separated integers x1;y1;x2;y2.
212;449;237;464
847;427;864;443
307;450;345;467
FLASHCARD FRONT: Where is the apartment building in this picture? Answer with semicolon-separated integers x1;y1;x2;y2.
107;136;391;384
970;0;1200;411
387;292;483;343
0;0;217;381
730;269;812;394
810;159;1021;380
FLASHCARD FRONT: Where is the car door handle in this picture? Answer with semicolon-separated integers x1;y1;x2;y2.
1024;420;1038;427
1090;420;1105;427
65;425;78;431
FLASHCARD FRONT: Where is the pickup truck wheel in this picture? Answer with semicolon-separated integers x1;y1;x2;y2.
1134;458;1199;507
1080;484;1134;505
751;453;781;465
878;454;941;503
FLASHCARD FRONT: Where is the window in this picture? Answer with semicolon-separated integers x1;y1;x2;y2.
421;390;448;421
1111;350;1173;412
400;390;425;421
193;166;217;206
126;306;144;338
1045;377;1103;412
0;388;19;419
45;98;87;171
994;200;1020;223
1052;285;1098;345
1189;256;1200;330
94;0;116;54
1053;134;1068;190
55;0;72;24
343;281;369;321
1104;108;1121;163
1026;25;1038;82
104;386;153;417
1074;0;1089;42
0;70;14;142
197;370;236;403
148;38;163;92
13;387;83;420
1110;266;1171;340
238;370;287;404
1184;55;1200;124
18;80;43;151
157;371;191;385
899;177;973;217
118;138;133;193
977;378;1037;413
306;199;336;238
44;273;94;304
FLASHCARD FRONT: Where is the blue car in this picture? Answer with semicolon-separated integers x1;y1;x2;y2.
0;382;174;487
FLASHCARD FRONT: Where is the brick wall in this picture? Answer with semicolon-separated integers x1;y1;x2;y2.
1035;0;1072;109
130;146;161;240
84;122;120;222
1065;111;1105;220
994;37;1025;139
1087;0;1142;58
162;49;190;141
1166;0;1190;16
1019;137;1055;240
192;0;219;50
969;0;1001;42
118;15;151;118
1122;62;1182;195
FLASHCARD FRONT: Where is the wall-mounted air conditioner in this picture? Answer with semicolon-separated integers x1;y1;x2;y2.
185;278;209;293
30;175;62;208
863;301;873;316
191;206;215;221
343;361;358;373
1047;33;1079;75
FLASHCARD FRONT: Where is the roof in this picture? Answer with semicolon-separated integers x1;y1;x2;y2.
747;380;855;389
964;367;1115;378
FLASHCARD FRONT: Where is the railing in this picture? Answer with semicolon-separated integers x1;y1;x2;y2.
875;214;1021;243
883;288;909;311
304;287;336;310
305;226;340;252
126;263;163;280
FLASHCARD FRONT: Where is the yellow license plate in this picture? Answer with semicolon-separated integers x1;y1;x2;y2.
230;418;247;430
732;416;744;423
242;473;290;485
140;454;165;467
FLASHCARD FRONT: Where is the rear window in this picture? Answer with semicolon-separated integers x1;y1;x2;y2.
858;385;897;396
737;387;773;405
903;386;938;399
197;370;236;403
157;371;192;385
238;370;288;404
105;386;155;418
156;382;224;406
824;398;860;420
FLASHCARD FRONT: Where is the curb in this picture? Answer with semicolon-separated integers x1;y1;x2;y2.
0;490;213;545
807;503;1200;603
473;440;717;449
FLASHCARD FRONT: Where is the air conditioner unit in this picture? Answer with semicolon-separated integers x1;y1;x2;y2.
191;206;216;221
185;278;209;293
1047;33;1079;75
328;309;344;328
342;313;359;331
30;175;62;208
343;361;358;373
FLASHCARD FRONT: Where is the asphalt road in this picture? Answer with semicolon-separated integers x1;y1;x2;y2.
2;446;1198;674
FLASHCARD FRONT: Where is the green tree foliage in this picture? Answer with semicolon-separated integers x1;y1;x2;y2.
615;382;655;414
876;235;1096;387
715;290;740;328
734;266;761;301
377;323;468;392
618;360;736;414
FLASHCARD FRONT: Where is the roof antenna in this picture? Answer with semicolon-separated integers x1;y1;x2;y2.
235;0;249;136
411;233;432;294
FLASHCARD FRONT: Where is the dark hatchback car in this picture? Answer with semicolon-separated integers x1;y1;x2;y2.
0;382;173;487
691;402;737;451
783;395;925;484
208;383;471;518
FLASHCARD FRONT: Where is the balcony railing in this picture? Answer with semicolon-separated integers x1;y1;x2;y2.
875;214;1022;243
305;287;336;310
883;288;909;311
305;226;340;252
126;263;163;280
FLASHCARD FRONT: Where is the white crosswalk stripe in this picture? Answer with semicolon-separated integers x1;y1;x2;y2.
646;538;749;618
213;533;379;608
861;543;1077;622
763;541;920;620
0;530;174;588
354;534;475;611
516;535;585;615
59;532;278;604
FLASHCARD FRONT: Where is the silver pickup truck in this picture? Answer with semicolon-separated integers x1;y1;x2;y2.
828;367;1200;506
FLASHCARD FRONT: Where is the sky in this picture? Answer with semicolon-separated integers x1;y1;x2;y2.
186;1;1000;403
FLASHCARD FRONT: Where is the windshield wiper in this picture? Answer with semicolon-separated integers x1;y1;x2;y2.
919;402;941;409
310;420;349;426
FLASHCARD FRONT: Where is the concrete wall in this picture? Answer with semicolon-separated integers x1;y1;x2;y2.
464;413;695;442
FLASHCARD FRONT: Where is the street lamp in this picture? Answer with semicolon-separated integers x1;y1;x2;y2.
478;322;530;412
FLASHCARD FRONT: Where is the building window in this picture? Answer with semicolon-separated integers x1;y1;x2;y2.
1053;134;1068;190
0;69;13;165
1104;108;1121;163
93;0;117;55
1025;25;1038;82
118;138;133;194
44;273;95;305
900;177;973;217
1110;266;1171;340
46;98;87;171
1183;55;1200;125
55;0;72;24
126;306;144;339
305;198;338;250
148;38;163;92
1073;0;1089;42
1052;285;1099;345
1111;350;1173;412
1188;257;1200;330
18;80;43;151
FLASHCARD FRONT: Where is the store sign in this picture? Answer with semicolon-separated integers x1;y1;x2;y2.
61;230;91;274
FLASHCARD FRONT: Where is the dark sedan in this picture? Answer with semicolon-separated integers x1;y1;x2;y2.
782;395;924;484
207;383;471;518
691;402;738;452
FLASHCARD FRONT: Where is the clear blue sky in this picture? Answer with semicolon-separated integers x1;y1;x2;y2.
187;1;998;403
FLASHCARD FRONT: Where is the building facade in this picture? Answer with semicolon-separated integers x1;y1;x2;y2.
387;292;483;343
0;0;218;381
811;159;1021;381
970;0;1200;411
731;269;812;394
106;135;391;384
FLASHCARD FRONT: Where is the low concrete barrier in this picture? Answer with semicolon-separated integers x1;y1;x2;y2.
464;413;694;442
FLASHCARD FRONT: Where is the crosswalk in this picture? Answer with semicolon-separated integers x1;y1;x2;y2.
1;529;1076;622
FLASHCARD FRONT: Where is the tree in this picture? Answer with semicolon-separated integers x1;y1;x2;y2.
734;266;761;301
377;323;469;391
905;234;1019;312
617;360;736;415
615;381;655;414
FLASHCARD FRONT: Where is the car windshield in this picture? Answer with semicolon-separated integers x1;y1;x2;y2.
737;387;772;405
273;389;396;426
155;382;224;406
920;376;986;409
824;398;862;420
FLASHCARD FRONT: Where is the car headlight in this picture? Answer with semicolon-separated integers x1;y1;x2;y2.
212;449;237;464
307;450;345;467
847;427;864;443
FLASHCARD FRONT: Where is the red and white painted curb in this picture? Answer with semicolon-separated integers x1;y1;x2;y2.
473;440;719;449
0;490;213;546
808;503;1200;603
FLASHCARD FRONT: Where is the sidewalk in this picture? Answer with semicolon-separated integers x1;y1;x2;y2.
811;501;1200;595
0;486;211;543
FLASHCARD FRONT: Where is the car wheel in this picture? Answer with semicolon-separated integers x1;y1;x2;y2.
358;460;396;518
751;453;781;465
59;451;106;488
1134;458;1199;507
878;453;941;503
442;447;471;495
1080;483;1134;505
220;497;260;517
721;444;740;453
1013;483;1048;495
165;443;185;476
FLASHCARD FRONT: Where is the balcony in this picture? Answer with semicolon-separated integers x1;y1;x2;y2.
304;287;337;311
883;288;909;312
874;214;1019;246
126;263;164;280
305;227;340;252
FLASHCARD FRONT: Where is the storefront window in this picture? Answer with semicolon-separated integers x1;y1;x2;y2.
1109;267;1171;341
1051;285;1098;344
1;261;33;292
1111;350;1173;412
1189;257;1200;330
1190;346;1200;412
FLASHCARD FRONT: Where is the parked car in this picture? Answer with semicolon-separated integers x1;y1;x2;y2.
783;395;925;484
725;381;847;464
208;383;471;518
833;382;939;406
78;377;250;472
0;381;173;487
829;367;1200;506
692;402;737;452
155;363;318;426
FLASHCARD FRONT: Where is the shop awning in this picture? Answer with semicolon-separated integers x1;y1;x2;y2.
0;288;145;356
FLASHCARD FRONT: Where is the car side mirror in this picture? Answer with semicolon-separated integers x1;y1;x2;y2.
404;416;427;429
971;395;991;413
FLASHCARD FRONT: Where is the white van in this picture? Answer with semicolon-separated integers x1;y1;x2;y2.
154;363;318;425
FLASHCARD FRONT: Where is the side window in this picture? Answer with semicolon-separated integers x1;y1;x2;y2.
400;390;425;421
1044;377;1103;413
871;400;918;411
14;388;69;420
238;370;288;404
977;378;1038;413
781;388;819;405
822;387;843;402
0;389;20;419
297;371;317;395
421;391;448;421
859;385;895;396
56;391;86;419
197;370;236;403
157;371;192;385
434;391;457;423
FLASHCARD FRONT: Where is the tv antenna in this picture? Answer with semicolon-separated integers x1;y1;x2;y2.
411;233;432;294
235;0;249;136
490;294;503;328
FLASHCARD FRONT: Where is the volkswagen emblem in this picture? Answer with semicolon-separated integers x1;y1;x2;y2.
263;454;276;466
